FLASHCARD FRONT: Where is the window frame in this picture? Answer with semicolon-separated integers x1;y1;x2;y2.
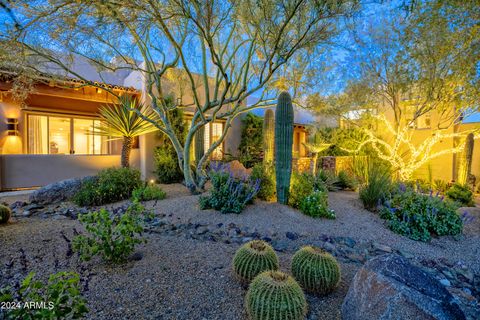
26;111;110;155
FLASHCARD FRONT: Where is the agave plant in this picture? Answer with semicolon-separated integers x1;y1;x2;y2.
94;96;158;167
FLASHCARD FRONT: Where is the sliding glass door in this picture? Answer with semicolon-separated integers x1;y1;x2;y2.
28;114;109;155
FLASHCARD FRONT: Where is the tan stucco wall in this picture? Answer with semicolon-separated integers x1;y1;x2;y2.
0;150;139;190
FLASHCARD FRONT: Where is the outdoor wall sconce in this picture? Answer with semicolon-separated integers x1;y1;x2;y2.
7;118;19;136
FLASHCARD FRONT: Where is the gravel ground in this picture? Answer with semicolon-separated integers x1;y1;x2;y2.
142;189;480;273
1;184;479;319
0;217;357;319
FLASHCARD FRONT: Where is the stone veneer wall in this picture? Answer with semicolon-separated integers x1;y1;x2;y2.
292;157;312;173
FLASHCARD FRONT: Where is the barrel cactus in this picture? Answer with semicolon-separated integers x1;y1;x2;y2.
232;240;279;284
274;92;294;205
0;204;11;224
457;133;474;185
263;109;275;164
195;125;205;164
245;270;307;320
291;246;341;296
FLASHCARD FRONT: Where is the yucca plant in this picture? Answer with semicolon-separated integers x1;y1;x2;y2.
94;96;158;167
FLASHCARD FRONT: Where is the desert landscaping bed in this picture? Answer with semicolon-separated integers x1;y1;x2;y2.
1;184;480;319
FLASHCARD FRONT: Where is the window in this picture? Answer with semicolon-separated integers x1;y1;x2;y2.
28;114;109;155
192;121;224;160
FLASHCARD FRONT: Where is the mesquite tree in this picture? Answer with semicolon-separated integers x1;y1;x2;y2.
2;0;356;193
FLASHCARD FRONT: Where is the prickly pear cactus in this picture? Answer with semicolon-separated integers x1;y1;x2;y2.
195;125;205;164
458;133;474;185
232;240;279;284
274;92;294;205
245;270;307;320
263;109;275;164
291;246;341;296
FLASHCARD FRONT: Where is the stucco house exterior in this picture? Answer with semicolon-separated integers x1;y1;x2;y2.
0;60;310;191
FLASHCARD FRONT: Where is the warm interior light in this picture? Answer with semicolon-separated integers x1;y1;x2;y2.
96;88;103;94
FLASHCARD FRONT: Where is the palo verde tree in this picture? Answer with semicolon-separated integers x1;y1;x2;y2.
2;0;357;193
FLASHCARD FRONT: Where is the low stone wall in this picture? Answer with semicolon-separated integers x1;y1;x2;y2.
321;156;368;174
292;157;312;173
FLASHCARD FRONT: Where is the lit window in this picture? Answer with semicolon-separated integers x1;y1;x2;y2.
28;114;109;155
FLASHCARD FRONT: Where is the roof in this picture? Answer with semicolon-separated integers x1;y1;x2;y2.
0;54;139;93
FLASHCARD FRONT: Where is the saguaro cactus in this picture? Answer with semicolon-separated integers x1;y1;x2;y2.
458;133;474;185
195;125;205;164
275;92;294;205
263;109;275;164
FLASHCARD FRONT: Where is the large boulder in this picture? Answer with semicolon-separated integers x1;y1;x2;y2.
29;176;95;205
342;254;465;320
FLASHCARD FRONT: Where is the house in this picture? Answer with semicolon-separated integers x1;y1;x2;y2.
0;60;310;191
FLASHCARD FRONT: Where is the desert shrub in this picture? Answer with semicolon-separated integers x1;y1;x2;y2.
0;271;88;319
250;163;276;201
73;167;142;206
336;170;357;191
289;172;316;209
446;183;474;207
154;104;186;183
132;184;166;202
359;164;391;211
381;190;463;241
299;190;335;219
199;166;260;214
73;202;149;263
0;204;11;224
316;169;340;191
154;147;183;184
238;113;263;168
433;179;449;193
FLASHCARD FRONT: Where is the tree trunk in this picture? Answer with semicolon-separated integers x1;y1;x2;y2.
183;133;198;193
121;136;133;168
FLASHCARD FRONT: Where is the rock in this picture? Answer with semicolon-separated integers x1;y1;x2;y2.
29;176;96;205
224;160;252;178
272;240;289;252
286;231;299;240
23;203;44;211
440;279;451;287
372;242;392;253
335;236;356;248
342;254;466;320
321;241;336;253
10;201;27;210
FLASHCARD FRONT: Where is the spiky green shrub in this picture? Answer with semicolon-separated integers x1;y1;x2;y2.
245;271;307;320
0;272;88;319
336;170;357;191
73;167;142;206
73;202;149;263
263;109;275;164
359;163;391;211
289;172;316;209
457;133;474;185
250;163;276;201
0;204;11;224
446;183;474;207
232;240;279;284
275;92;294;205
132;184;166;202
291;246;341;296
